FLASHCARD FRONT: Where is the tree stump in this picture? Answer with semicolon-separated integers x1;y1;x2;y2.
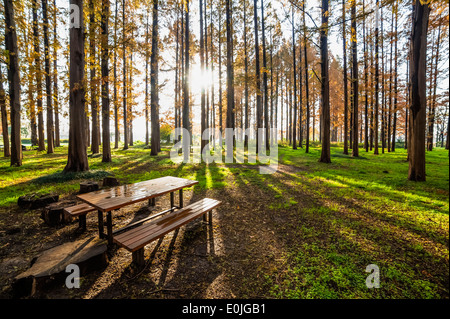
79;181;99;194
12;237;108;297
102;176;119;187
18;193;59;210
41;200;77;226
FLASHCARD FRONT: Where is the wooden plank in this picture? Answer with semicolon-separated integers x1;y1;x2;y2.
63;203;96;217
113;199;216;242
113;199;215;246
77;176;198;212
125;200;221;252
114;199;221;252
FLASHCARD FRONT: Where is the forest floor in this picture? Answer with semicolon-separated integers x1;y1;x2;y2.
0;143;448;299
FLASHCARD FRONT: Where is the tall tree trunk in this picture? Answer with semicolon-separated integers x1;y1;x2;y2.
89;0;99;154
4;0;22;166
291;6;297;150
374;0;380;155
351;0;358;157
65;0;88;172
244;0;249;149
122;0;128;150
319;0;330;163
261;0;269;151
182;0;191;160
113;0;119;148
53;0;60;147
200;0;206;151
150;0;160;155
42;0;54;154
0;66;10;157
408;0;430;181
226;0;235;144
342;0;348;155
101;0;111;162
427;22;441;151
303;0;310;153
253;0;262;153
391;0;398;152
145;9;150;146
33;0;45;151
363;0;368;152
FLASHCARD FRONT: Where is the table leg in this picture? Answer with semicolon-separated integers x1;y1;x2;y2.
106;211;113;247
170;192;174;211
179;189;183;208
97;210;105;239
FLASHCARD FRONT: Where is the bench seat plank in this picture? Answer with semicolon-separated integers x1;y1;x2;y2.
113;198;221;252
64;203;96;217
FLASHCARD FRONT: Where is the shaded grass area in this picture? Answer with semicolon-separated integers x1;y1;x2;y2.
0;142;448;298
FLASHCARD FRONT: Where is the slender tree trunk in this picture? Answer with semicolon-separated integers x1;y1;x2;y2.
391;0;398;152
89;0;99;154
226;0;235;142
33;0;45;152
65;0;88;172
145;10;150;146
4;0;22;166
113;0;119;148
0;66;10;157
200;0;206;151
408;0;430;181
53;0;60;147
253;0;262;153
42;0;54;154
291;7;297;150
351;0;358;157
363;0;368;152
427;22;441;151
303;1;310;153
261;0;269;151
243;0;249;149
101;0;111;162
374;0;380;155
182;0;191;161
342;0;348;155
122;0;128;150
150;0;160;155
319;0;330;163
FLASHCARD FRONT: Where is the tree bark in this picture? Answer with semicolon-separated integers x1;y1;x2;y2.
101;0;111;162
89;0;99;154
342;0;348;155
291;6;297;150
408;0;430;181
0;65;10;157
226;0;235;137
351;0;358;157
150;0;160;155
319;0;330;163
427;21;441;151
32;0;45;152
122;0;128;150
253;0;262;153
42;0;54;154
53;0;60;147
303;1;310;153
64;0;88;172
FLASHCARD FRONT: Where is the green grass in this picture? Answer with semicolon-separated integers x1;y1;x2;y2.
0;141;448;298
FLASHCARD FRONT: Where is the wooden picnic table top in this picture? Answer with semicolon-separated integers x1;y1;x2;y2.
76;176;198;212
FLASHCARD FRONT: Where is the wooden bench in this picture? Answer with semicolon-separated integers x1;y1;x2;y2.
63;203;97;231
113;198;222;267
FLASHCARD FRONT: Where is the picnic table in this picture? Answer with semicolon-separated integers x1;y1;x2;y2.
76;176;199;247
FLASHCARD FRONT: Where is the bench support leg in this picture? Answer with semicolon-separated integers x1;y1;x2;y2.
79;215;87;231
106;211;113;247
148;198;156;207
179;189;183;208
132;249;145;268
208;210;213;226
98;210;104;239
170;192;174;211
